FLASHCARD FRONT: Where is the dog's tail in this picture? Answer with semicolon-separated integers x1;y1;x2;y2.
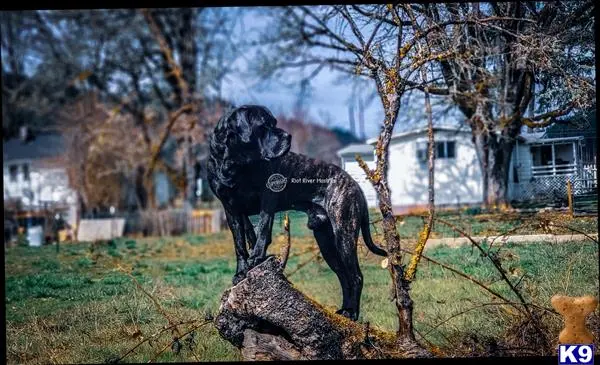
361;204;388;257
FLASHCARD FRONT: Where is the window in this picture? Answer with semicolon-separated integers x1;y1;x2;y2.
531;145;553;166
22;164;30;181
416;141;428;162
446;141;456;158
436;141;456;159
9;165;18;182
436;142;445;158
416;140;456;162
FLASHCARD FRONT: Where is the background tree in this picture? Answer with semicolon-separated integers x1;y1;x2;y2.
1;8;242;212
256;2;594;211
416;1;595;206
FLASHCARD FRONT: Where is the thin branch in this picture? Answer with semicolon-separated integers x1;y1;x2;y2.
423;301;558;339
280;213;291;269
405;63;435;282
287;251;321;278
398;247;522;313
147;321;211;363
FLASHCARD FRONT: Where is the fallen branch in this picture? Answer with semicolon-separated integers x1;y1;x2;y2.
214;257;432;360
432;218;550;346
433;218;533;314
549;222;599;245
398;247;519;311
423;301;557;339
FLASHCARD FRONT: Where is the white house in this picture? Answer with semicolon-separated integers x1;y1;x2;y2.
338;123;596;213
338;126;482;213
3;128;78;229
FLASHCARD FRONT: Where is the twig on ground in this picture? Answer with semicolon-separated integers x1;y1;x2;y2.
488;222;530;251
433;218;533;313
548;222;598;245
147;320;211;363
115;319;202;363
118;266;178;328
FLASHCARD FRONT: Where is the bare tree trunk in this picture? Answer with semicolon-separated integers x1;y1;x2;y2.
184;135;197;210
487;137;514;208
471;123;514;209
471;128;489;207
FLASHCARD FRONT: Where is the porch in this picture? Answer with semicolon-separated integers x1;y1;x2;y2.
508;136;596;204
529;136;582;178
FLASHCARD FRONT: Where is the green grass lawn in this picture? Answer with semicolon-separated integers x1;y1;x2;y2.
5;221;599;363
263;209;598;240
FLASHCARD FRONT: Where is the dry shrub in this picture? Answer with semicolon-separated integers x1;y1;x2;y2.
502;311;554;356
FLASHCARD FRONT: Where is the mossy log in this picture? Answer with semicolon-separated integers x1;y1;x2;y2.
214;257;432;360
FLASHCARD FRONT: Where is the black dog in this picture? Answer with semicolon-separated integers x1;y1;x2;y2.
207;105;387;321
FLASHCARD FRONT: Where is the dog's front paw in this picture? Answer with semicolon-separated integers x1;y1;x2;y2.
336;308;359;322
232;270;248;285
247;254;268;268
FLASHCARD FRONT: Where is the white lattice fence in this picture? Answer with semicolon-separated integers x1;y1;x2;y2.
511;175;573;203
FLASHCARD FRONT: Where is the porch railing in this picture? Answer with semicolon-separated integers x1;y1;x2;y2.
572;164;598;194
571;164;597;215
531;163;577;177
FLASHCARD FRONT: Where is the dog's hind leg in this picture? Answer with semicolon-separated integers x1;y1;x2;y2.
312;216;363;321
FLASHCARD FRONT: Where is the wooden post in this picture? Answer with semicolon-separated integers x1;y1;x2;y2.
551;143;556;176
567;179;574;217
572;141;577;170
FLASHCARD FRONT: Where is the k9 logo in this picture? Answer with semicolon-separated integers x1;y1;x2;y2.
559;345;595;364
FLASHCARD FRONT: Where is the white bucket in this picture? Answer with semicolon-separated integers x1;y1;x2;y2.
27;226;43;247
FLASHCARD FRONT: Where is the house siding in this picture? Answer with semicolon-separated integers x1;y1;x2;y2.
341;153;377;208
387;130;483;208
3;160;77;227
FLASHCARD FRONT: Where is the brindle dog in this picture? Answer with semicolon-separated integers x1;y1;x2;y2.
207;105;387;321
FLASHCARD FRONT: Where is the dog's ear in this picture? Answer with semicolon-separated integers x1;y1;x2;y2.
210;142;237;188
209;113;239;188
214;157;236;188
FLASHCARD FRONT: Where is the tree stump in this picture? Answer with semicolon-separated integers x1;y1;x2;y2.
214;256;432;360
